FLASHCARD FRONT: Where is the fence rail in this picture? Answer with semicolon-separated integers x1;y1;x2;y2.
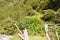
45;24;60;40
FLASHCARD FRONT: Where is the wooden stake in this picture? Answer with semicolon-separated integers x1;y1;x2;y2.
45;24;51;40
18;28;29;40
23;28;29;40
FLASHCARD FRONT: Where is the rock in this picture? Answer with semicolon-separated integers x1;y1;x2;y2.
0;34;13;40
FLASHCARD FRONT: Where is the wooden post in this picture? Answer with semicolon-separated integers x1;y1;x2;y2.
18;34;24;40
18;28;29;40
23;28;29;40
45;24;60;40
14;24;22;34
45;24;51;40
14;24;29;40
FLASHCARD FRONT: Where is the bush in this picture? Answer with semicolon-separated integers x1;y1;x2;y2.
42;9;60;24
0;17;17;35
54;10;60;24
42;9;55;22
18;17;45;35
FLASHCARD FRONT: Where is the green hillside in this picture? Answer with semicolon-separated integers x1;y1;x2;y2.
0;0;60;38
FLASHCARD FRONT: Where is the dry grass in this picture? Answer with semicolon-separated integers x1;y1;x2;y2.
29;35;47;40
10;35;47;40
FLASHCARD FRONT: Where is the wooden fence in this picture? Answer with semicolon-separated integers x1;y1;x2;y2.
14;24;29;40
45;24;60;40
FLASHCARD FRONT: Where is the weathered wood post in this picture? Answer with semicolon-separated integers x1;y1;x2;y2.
18;28;29;40
45;24;60;40
45;24;51;40
14;24;29;40
23;28;29;40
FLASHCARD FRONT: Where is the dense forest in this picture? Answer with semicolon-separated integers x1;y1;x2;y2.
0;0;60;37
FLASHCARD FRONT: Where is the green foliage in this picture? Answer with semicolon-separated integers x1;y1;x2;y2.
0;0;60;36
42;9;60;24
18;17;45;35
42;9;55;22
48;26;60;40
0;17;17;35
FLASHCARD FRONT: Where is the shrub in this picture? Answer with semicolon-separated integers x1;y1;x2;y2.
42;9;60;24
18;17;45;35
54;10;60;24
42;9;55;22
0;17;17;35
